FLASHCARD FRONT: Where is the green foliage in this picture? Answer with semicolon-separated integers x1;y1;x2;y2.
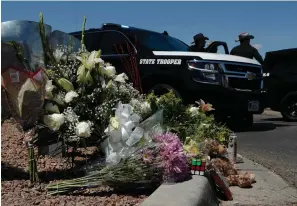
146;90;231;144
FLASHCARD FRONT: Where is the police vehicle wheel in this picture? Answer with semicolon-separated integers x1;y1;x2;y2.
148;84;182;99
280;92;297;122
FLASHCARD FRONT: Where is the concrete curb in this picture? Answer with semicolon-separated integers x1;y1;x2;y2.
140;175;220;206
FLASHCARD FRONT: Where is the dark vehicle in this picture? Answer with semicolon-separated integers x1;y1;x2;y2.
263;48;297;121
70;23;265;127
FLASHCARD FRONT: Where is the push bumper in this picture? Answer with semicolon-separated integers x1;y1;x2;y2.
185;83;266;115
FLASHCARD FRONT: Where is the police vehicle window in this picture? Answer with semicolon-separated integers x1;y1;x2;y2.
137;32;189;51
83;32;102;51
100;32;130;55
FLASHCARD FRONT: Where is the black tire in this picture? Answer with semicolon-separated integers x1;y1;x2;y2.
280;92;297;122
148;84;182;99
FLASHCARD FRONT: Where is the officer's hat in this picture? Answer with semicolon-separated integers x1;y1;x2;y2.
235;32;255;42
191;33;209;44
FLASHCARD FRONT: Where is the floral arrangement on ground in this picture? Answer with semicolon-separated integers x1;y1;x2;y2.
2;13;253;200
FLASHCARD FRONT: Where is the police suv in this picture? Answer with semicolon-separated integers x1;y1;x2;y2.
70;23;265;127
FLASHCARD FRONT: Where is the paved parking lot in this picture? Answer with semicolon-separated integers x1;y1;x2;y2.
236;112;297;187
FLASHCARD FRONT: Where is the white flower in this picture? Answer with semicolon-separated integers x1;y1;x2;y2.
110;117;120;130
76;50;103;69
53;48;65;63
53;92;65;106
114;73;128;83
45;103;60;114
45;79;55;99
64;91;79;103
43;113;65;131
75;122;92;138
130;98;141;106
103;65;116;77
189;106;199;116
141;101;151;114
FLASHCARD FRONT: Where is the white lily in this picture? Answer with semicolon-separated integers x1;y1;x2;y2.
76;50;102;84
43;113;65;131
76;50;102;69
64;91;79;103
75;121;92;138
114;73;128;83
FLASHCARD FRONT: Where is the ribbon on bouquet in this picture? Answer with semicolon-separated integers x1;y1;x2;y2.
102;102;145;164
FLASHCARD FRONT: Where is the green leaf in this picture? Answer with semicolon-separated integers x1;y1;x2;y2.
85;70;94;85
77;65;86;84
56;78;74;91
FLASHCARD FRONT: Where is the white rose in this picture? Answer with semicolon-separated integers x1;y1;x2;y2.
43;113;65;131
189;106;199;116
45;80;55;99
104;65;116;77
114;73;128;83
75;122;92;138
64;91;79;103
45;103;60;114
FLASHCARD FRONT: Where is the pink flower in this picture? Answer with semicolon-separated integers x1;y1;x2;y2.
153;132;190;182
142;149;153;164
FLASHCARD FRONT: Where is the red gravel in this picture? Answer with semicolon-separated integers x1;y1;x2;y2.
1;119;149;206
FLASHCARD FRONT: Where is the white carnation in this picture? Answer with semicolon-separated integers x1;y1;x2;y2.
64;91;79;103
114;73;128;83
75;121;92;138
43;113;65;131
189;106;199;116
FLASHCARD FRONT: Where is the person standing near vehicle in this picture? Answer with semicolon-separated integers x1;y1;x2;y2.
230;32;264;65
189;33;209;52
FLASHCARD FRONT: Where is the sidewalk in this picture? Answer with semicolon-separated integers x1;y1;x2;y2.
220;156;297;206
261;109;282;117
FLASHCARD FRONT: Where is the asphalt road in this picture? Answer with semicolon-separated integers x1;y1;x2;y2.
236;113;297;188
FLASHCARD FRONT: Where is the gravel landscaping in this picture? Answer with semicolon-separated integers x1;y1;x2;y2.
1;119;150;206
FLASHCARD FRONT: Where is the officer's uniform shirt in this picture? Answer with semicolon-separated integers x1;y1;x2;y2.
189;45;207;52
230;44;264;65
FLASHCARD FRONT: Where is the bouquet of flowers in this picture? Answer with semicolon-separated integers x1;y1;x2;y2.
35;14;144;147
46;131;190;195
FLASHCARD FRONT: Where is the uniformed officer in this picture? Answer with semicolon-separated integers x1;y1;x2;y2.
230;32;264;65
189;33;209;52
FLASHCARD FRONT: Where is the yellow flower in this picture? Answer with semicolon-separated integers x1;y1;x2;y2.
183;140;199;156
110;117;120;130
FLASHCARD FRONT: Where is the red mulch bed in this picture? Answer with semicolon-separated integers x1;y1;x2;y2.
1;119;149;206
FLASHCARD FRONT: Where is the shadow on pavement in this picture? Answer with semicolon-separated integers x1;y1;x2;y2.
233;122;292;133
260;117;285;122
